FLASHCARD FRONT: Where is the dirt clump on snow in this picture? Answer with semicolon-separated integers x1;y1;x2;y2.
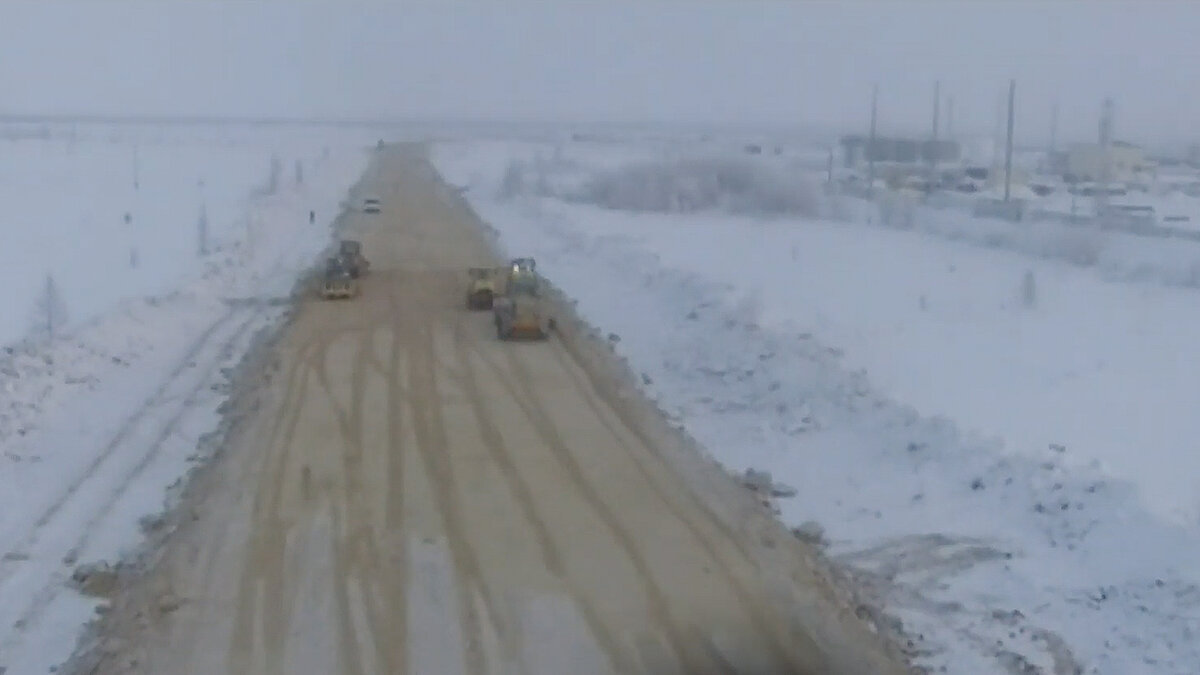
70;562;121;599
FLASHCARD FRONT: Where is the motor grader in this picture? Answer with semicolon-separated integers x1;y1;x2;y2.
493;265;553;340
466;258;538;311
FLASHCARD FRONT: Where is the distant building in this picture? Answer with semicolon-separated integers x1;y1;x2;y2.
1064;141;1151;184
839;135;961;169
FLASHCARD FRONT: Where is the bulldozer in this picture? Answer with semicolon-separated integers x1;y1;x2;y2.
465;267;500;310
338;240;370;278
321;257;360;299
493;264;553;340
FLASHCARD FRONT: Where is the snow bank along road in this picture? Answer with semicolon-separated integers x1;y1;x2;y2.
74;145;905;675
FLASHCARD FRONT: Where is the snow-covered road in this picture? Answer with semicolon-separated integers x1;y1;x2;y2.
8;126;1200;673
72;145;902;675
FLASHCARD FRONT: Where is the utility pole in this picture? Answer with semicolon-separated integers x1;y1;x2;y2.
1096;97;1114;221
1049;101;1059;153
1004;79;1016;202
197;203;209;256
867;83;878;198
930;80;941;188
993;91;1006;176
947;97;955;140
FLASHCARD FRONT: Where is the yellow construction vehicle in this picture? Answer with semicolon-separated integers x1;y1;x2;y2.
320;257;360;299
465;267;500;310
493;263;553;340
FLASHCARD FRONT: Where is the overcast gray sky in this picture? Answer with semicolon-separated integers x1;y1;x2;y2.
1;1;1197;145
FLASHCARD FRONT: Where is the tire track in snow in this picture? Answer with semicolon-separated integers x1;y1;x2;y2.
1;309;260;652
0;308;238;582
63;314;261;564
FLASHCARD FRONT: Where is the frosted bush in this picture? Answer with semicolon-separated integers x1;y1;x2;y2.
569;158;820;217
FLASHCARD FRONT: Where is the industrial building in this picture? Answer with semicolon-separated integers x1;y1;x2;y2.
1063;141;1151;184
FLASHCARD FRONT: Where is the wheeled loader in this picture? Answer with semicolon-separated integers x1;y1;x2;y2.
321;257;360;299
493;265;553;340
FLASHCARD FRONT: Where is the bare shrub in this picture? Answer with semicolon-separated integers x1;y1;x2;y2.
1021;270;1037;308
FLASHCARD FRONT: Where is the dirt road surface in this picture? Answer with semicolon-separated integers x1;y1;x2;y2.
75;146;907;675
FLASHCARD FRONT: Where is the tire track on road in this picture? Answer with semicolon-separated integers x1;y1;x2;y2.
403;309;495;675
240;251;402;675
449;318;633;675
545;341;819;673
263;325;371;675
474;344;721;674
380;307;409;673
327;322;407;675
229;330;329;673
184;326;320;652
328;497;368;675
250;318;379;674
554;331;755;563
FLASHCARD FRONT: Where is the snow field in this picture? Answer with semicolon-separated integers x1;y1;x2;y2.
0;128;369;347
0;126;367;674
434;139;1200;674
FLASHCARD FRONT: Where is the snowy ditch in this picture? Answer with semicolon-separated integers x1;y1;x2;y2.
0;133;367;674
434;140;1200;674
